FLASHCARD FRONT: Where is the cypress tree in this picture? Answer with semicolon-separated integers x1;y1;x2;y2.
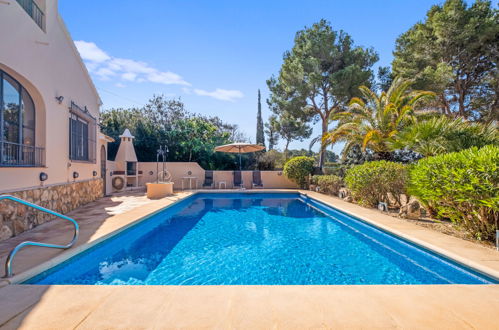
256;89;265;147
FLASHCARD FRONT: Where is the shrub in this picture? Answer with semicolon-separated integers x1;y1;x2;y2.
322;163;351;178
257;149;285;170
345;161;408;207
409;145;499;241
283;156;315;188
314;175;343;195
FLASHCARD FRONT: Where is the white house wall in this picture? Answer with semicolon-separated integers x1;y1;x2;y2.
0;0;105;193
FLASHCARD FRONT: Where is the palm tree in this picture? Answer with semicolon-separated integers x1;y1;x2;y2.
390;116;499;157
323;77;435;159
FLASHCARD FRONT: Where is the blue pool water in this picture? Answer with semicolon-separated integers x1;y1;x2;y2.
27;193;496;285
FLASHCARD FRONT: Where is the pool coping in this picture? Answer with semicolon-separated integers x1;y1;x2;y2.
3;189;499;285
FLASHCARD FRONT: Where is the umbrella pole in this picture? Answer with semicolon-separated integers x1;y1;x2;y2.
239;152;242;170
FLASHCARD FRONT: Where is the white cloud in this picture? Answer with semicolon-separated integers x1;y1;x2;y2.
147;71;188;85
194;88;244;102
95;67;116;80
75;40;190;86
121;72;137;81
75;41;110;63
75;41;243;101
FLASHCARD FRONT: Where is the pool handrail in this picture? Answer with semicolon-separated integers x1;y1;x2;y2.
0;195;79;278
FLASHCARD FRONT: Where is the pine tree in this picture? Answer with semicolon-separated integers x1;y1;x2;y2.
265;115;279;150
256;89;265;147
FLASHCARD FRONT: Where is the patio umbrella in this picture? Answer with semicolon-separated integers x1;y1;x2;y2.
215;143;265;170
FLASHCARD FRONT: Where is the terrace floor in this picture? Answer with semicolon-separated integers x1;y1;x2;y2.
0;189;498;329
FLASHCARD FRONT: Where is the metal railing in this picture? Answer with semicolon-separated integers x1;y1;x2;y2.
16;0;44;30
0;195;79;278
0;141;44;167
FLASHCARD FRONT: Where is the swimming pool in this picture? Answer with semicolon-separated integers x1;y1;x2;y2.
26;193;497;285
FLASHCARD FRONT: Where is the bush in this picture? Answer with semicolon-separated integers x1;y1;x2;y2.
283;156;315;188
314;175;343;195
345;161;408;207
257;150;285;170
409;145;499;241
322;163;351;178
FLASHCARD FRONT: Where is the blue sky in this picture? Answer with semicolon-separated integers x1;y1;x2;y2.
60;0;449;153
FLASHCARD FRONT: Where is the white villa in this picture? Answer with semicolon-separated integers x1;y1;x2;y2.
0;0;111;240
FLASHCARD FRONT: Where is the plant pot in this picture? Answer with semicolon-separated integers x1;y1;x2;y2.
146;182;174;199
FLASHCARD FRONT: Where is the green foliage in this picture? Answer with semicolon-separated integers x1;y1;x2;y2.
100;95;247;170
267;19;378;168
393;0;499;121
341;144;374;165
264;115;280;150
409;145;499;241
322;163;351;178
257;149;338;170
345;161;408;207
283;156;315;188
391;117;499;157
257;149;285;170
377;66;393;92
324;77;435;159
313;175;343;195
256;90;265;147
275;113;312;156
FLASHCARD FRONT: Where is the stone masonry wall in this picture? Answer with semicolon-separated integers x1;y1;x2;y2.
0;178;103;242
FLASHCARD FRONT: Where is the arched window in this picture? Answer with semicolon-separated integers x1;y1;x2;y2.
1;69;40;166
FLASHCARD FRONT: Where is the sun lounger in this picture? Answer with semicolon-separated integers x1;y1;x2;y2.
233;170;244;189
252;170;263;188
202;170;214;188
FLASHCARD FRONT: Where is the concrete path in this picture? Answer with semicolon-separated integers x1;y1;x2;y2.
1;285;498;329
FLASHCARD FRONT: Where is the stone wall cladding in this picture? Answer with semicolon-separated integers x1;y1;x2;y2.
0;179;103;242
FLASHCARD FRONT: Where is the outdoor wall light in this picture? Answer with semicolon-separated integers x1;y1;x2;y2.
149;171;154;175
39;172;48;181
187;171;192;175
93;170;98;177
73;171;79;179
55;95;64;104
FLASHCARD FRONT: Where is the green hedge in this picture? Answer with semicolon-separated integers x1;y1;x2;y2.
345;161;408;207
409;145;499;241
322;164;351;178
313;175;343;195
283;156;315;188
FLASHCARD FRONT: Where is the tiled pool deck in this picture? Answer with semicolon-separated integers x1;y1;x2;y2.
0;189;498;328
